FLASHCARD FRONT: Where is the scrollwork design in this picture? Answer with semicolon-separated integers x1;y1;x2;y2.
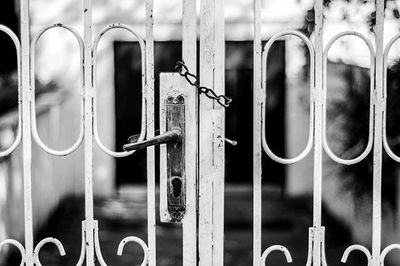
380;244;400;266
117;237;149;266
261;245;292;265
0;239;26;266
341;244;372;264
33;238;66;266
93;221;149;266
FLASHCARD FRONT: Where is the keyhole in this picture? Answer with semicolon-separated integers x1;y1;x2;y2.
171;177;182;198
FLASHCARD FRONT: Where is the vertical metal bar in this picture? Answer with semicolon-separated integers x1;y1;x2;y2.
83;0;95;265
182;0;198;265
199;0;215;264
182;0;196;71
372;0;384;264
20;0;33;265
212;0;225;265
253;0;262;264
313;0;324;265
145;0;156;265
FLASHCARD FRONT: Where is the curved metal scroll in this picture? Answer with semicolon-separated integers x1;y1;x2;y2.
322;31;375;165
261;245;292;265
0;239;26;266
342;243;400;266
30;24;85;156
383;34;400;162
93;24;147;158
381;244;400;266
117;237;149;266
261;30;315;164
33;218;86;266
93;221;148;266
341;244;372;264
33;238;66;266
0;25;22;157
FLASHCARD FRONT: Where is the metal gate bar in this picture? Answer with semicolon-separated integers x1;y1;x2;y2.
255;0;400;265
181;0;198;265
198;0;226;265
144;0;156;264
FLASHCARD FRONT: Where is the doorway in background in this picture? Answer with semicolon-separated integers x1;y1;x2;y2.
113;40;285;187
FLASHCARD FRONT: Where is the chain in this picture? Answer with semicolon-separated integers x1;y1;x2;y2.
174;61;232;108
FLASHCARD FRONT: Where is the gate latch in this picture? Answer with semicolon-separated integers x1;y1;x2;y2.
123;88;187;223
162;94;186;222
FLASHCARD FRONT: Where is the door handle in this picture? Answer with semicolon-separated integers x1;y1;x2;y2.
225;138;238;146
123;128;182;152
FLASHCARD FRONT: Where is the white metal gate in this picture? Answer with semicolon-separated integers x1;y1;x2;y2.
256;0;400;265
0;0;398;265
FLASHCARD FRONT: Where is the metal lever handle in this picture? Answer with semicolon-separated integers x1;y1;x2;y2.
225;138;238;146
123;128;182;152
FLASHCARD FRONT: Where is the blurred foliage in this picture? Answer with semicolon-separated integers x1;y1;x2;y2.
329;63;400;211
300;0;400;211
301;0;399;36
0;71;57;115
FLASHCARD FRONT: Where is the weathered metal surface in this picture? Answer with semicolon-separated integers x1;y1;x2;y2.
159;73;197;263
21;0;34;265
372;1;384;265
313;0;324;265
253;0;262;264
181;0;198;264
83;0;95;265
145;0;156;264
122;82;186;222
166;97;186;222
213;1;226;265
198;0;226;265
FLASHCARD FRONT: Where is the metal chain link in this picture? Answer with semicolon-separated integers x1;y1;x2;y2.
174;61;232;108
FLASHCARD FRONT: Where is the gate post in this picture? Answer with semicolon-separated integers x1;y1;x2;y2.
253;0;262;264
182;0;198;265
20;0;34;265
372;0;384;264
199;0;225;265
83;0;95;265
313;0;324;265
145;0;156;265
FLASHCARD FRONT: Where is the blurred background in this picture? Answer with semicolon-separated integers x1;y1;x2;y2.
1;0;400;265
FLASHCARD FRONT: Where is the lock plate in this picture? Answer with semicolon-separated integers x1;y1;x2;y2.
160;73;196;224
166;95;185;221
